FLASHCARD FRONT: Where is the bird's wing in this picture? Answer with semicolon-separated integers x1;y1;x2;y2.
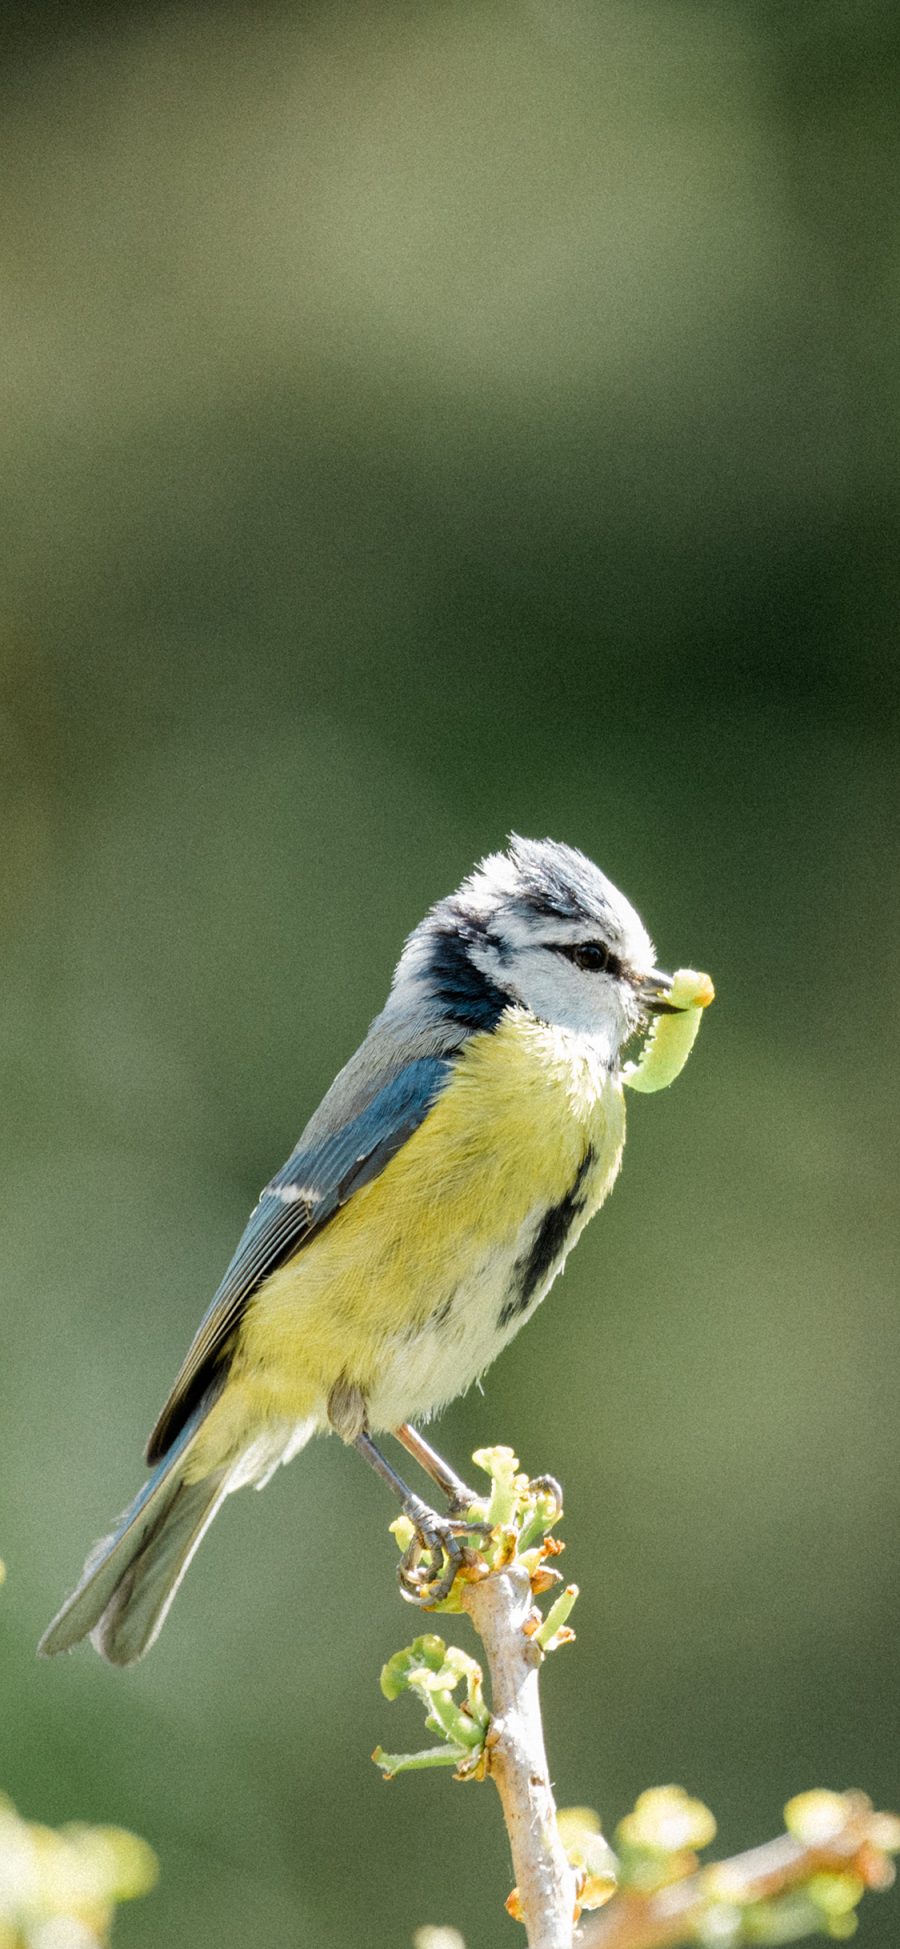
145;1055;452;1462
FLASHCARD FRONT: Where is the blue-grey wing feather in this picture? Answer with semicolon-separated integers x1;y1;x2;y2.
146;1055;452;1462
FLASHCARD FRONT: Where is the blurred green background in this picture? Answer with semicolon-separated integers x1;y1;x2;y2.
2;1;899;1944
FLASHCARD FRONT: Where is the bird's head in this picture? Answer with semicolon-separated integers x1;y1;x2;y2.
391;835;676;1066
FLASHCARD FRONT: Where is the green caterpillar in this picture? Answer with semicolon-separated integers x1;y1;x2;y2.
624;968;715;1094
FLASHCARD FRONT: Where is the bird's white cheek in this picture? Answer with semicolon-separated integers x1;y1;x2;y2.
504;958;620;1048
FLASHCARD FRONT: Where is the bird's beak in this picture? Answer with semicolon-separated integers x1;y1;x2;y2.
637;969;681;1016
637;968;716;1015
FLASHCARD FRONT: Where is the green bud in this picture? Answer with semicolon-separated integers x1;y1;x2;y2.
380;1636;447;1700
373;1744;469;1777
783;1791;851;1846
618;1784;717;1854
533;1584;579;1652
808;1872;865;1918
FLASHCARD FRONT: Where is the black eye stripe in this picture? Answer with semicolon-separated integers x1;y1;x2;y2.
554;940;623;978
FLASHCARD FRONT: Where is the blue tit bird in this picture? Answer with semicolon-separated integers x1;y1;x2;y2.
40;835;707;1665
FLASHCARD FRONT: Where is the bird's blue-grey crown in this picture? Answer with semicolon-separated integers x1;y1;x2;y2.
387;835;657;1056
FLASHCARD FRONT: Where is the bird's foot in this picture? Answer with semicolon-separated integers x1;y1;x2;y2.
397;1495;493;1607
445;1482;483;1518
526;1473;564;1518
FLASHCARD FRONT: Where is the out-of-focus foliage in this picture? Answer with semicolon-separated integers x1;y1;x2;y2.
0;1794;156;1949
555;1808;620;1914
615;1782;719;1888
1;1;898;1946
412;1781;900;1943
598;1786;900;1946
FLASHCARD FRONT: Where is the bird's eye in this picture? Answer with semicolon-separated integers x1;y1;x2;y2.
556;940;621;977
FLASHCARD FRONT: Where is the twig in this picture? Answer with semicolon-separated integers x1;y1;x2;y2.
380;1458;898;1949
578;1793;897;1949
462;1560;578;1949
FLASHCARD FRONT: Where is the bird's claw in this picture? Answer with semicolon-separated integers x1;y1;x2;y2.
397;1496;493;1607
446;1486;483;1519
528;1473;564;1519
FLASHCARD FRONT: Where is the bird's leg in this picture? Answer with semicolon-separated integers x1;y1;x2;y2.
396;1425;563;1529
393;1422;480;1514
352;1430;490;1606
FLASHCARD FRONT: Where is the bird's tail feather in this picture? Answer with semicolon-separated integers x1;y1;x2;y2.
38;1395;227;1667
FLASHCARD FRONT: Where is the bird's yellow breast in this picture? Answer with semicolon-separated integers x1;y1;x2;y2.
191;1011;625;1471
